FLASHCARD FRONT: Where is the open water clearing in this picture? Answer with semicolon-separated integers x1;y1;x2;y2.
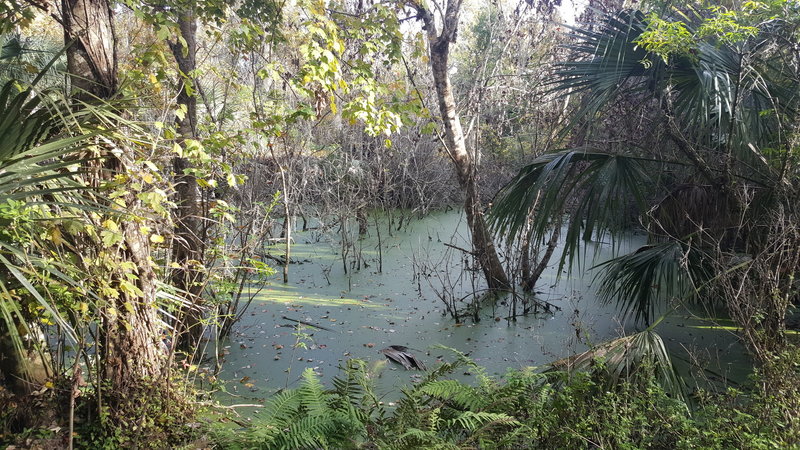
216;210;748;409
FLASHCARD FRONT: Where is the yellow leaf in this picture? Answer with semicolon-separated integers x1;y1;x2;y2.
49;227;65;246
102;219;119;232
150;234;165;244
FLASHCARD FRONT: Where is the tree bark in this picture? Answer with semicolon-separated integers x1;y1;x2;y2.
412;0;510;290
63;0;164;389
168;10;205;348
523;223;560;292
62;0;117;99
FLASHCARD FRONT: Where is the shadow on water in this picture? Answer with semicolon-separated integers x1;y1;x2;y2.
214;209;749;411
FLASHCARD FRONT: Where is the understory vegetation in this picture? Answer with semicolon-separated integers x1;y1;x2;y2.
213;350;800;449
0;0;799;448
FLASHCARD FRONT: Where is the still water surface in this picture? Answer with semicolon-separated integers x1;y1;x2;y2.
216;210;747;408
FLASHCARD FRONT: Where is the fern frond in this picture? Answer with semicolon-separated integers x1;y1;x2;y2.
298;368;327;417
447;411;519;432
260;389;302;424
418;380;489;411
394;428;454;449
283;414;334;449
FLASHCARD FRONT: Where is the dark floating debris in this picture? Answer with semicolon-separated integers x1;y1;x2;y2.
281;315;336;332
380;345;426;370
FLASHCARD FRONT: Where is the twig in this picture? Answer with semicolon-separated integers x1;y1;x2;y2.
217;403;265;409
259;252;296;265
443;242;476;256
281;315;337;332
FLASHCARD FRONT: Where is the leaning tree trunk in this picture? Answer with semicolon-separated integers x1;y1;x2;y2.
413;0;510;290
63;0;164;389
168;9;205;349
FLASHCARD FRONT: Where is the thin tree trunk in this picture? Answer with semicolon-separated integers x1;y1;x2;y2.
269;146;292;283
520;225;532;284
523;223;561;292
357;208;368;236
413;0;510;290
519;195;541;284
283;210;291;283
168;11;205;348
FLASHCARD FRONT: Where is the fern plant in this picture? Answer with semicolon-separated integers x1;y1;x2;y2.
374;347;524;450
216;364;382;449
214;343;721;449
215;349;529;449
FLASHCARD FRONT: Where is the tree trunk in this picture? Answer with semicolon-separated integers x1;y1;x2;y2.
414;0;510;290
357;207;368;236
168;11;205;348
523;223;561;292
63;0;164;390
62;0;117;99
520;222;532;285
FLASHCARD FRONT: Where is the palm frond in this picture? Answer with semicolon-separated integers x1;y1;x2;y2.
0;78;100;388
548;328;687;404
594;241;711;323
0;84;58;160
555;9;797;185
552;11;662;129
668;43;786;183
0;280;37;381
490;150;649;272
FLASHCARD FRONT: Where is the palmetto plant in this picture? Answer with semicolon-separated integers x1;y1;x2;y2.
547;325;687;404
490;7;800;326
0;75;99;392
488;6;800;398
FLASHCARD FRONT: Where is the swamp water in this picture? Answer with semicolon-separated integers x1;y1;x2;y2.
216;210;748;409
